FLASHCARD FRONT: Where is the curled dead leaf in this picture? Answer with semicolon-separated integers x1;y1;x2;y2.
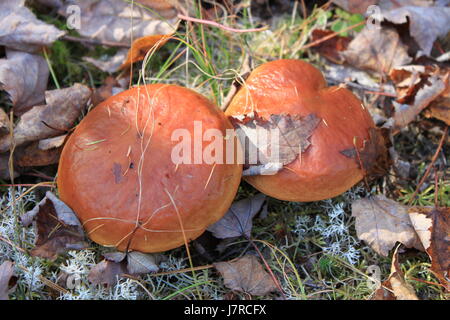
372;246;419;300
59;0;178;45
342;27;412;74
340;127;390;179
0;83;91;153
409;206;449;291
0;50;49;114
0;0;65;52
381;5;450;56
392;71;448;129
120;34;172;69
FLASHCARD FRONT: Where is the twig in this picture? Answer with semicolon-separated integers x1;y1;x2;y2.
408;126;448;206
434;166;439;207
177;14;268;33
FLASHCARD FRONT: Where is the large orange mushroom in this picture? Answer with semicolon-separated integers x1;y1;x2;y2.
57;84;242;252
225;59;383;202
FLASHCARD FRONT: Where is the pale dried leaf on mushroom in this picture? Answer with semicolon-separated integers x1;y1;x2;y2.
372;245;419;300
0;83;91;153
214;255;278;296
0;0;65;52
59;0;179;45
409;206;449;291
21;191;88;260
207;193;267;239
0;261;15;301
342;27;412;74
351;195;423;256
230;113;321;176
0;50;49;114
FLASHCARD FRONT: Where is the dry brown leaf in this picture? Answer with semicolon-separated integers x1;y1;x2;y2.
372;246;419;300
340;127;390;179
126;251;159;275
324;62;396;95
14;141;62;167
88;259;127;287
207;194;266;239
0;0;65;52
214;255;278;296
381;5;450;56
0;83;91;153
310;29;351;64
60;0;178;45
351;195;423;256
0;50;49;114
21;191;87;260
91;76;123;106
342;27;412;74
392;72;448;129
425;89;450;125
389;65;426;103
0;261;15;301
409;206;449;291
120;34;172;69
38;135;68;151
230;113;321;176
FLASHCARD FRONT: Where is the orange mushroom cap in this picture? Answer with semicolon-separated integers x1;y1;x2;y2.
58;84;242;252
225;59;377;201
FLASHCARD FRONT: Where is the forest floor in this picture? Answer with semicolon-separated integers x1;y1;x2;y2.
0;0;448;300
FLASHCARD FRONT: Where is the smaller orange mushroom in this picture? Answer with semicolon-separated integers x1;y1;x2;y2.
225;59;382;202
